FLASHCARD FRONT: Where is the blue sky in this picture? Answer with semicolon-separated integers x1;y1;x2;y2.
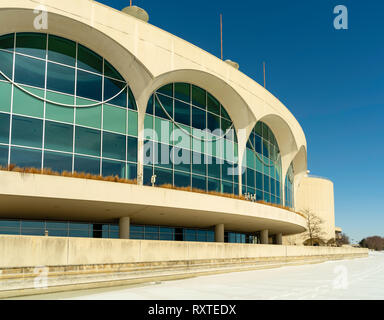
98;0;383;243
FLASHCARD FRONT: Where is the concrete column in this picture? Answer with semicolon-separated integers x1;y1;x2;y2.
260;229;269;244
119;217;130;239
276;233;283;245
215;224;224;243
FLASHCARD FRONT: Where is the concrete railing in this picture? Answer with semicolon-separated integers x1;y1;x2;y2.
0;235;368;269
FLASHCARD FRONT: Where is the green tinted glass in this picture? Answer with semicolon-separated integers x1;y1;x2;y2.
128;110;138;137
48;35;76;66
45;91;74;123
104;60;124;81
77;44;102;74
16;33;46;58
0;33;14;50
207;93;220;115
103;104;126;134
13;86;44;118
76;100;102;129
0;82;12;112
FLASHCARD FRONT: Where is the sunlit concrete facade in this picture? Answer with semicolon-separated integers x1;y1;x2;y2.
283;176;336;246
0;0;335;245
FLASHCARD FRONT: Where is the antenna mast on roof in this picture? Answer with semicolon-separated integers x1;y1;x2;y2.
220;13;223;60
263;62;266;88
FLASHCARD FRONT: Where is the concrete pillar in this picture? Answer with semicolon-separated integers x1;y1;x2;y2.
276;233;283;245
215;224;224;243
260;229;269;244
119;217;130;239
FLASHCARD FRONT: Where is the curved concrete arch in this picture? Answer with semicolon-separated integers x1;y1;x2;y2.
138;69;255;131
0;7;153;102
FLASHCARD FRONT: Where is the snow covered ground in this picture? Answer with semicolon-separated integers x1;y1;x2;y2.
16;251;382;300
61;251;384;300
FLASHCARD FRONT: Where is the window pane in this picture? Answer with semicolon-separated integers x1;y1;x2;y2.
74;155;100;175
102;159;125;178
154;167;173;186
103;104;126;134
12;116;43;148
207;93;220;115
264;175;270;193
77;44;102;74
174;100;190;126
247;169;255;188
157;83;173;97
207;178;220;192
222;162;235;182
174;83;190;103
104;60;124;81
14;54;45;88
155;94;173;120
0;220;20;228
256;171;263;190
13;86;44;118
0;82;12;112
207;112;221;132
127;162;137;180
127;136;138;162
76;70;102;101
221;105;231;120
0;112;10;144
102;132;126;161
45;121;73;152
47;62;75;95
0;50;13;81
192;106;206;130
192;152;206;176
174;171;190;188
44;151;72;173
104;78;127;108
10;147;41;169
76;104;101;130
45;91;74;123
173;147;191;172
48;35;76;66
128;110;138;137
222;181;233;194
0;33;14;50
128;88;137;110
0;145;8;167
16;33;46;58
192;85;206;109
75;126;101;156
207;157;221;179
192;175;206;191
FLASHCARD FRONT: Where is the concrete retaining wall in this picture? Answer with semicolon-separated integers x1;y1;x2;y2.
0;235;368;269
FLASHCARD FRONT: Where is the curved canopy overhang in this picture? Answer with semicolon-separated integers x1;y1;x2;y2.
0;171;307;235
0;0;308;188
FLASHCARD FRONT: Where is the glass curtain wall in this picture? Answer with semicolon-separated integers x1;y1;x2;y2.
0;33;138;180
242;122;282;205
143;83;239;195
285;162;294;208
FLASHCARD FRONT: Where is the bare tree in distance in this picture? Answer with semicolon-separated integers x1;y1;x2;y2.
336;233;350;246
301;209;327;246
359;236;384;251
